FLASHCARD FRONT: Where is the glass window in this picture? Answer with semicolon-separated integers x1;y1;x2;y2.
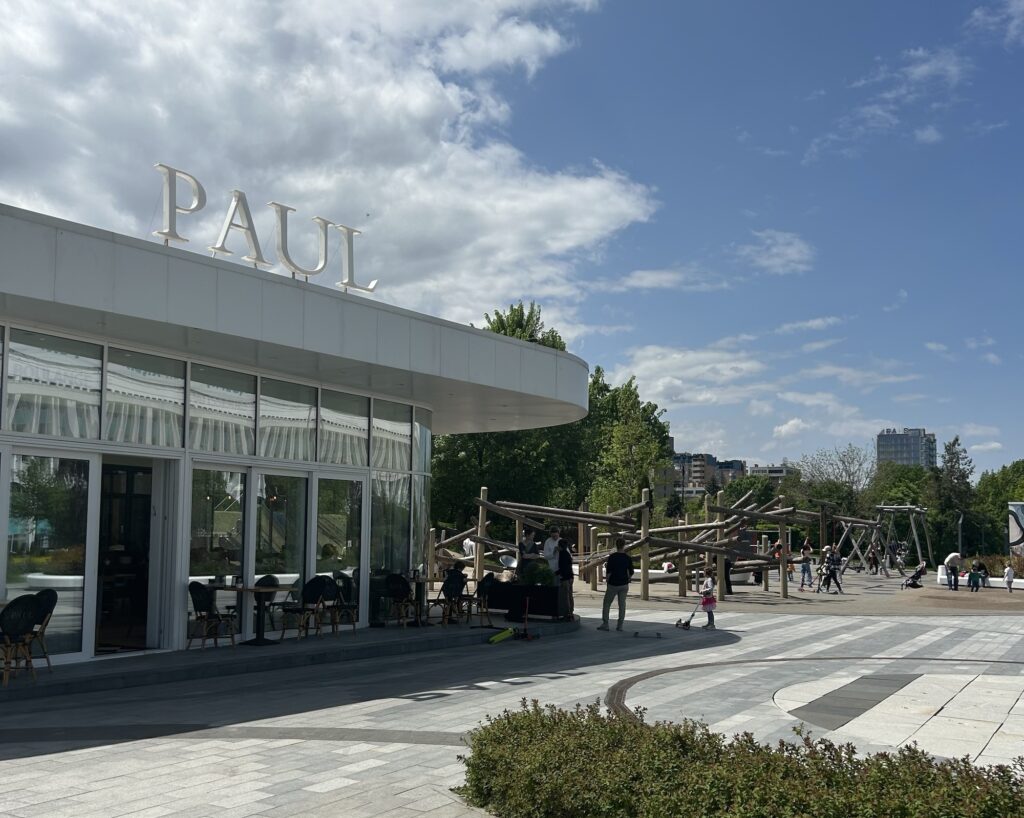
371;400;411;471
319;390;369;467
188;469;245;616
413;408;432;473
104;349;185;447
371;472;410;574
6;330;102;439
7;455;89;654
255;474;307;585
316;478;363;619
411;475;430;575
259;379;316;461
188;365;256;455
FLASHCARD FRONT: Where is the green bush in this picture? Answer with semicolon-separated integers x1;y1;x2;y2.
459;701;1024;818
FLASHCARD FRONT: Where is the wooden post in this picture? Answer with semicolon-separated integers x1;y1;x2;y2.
475;487;487;583
761;534;769;591
577;503;587;583
590;523;600;591
778;494;789;599
678;514;687;597
515;518;524;554
716;491;726;602
819;507;827;552
640;489;651;601
427;527;436;591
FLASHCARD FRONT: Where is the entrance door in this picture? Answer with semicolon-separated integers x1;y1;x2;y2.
314;476;365;622
96;464;152;652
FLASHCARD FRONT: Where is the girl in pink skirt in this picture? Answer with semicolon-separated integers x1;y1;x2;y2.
700;571;717;630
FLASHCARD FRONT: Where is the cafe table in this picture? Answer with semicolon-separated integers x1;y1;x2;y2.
205;583;279;646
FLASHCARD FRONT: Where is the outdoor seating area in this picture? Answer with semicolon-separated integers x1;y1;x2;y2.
0;588;58;687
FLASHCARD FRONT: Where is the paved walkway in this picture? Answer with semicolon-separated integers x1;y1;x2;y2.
0;573;1021;817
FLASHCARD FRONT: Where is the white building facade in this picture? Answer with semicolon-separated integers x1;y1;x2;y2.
0;204;589;662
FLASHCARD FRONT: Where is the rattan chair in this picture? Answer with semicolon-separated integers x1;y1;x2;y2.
320;576;358;635
436;572;472;625
1;594;38;687
279;575;328;640
187;581;236;649
31;589;58;671
384;574;418;627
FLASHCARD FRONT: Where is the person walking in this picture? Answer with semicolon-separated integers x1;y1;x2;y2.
799;539;813;591
824;546;843;595
944;552;962;591
700;570;717;630
597;538;633;631
557;538;575;620
967;565;981;592
1004;563;1014;593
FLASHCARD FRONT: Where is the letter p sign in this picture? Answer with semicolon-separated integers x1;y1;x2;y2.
153;163;206;244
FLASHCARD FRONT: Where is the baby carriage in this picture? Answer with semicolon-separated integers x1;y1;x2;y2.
901;564;926;589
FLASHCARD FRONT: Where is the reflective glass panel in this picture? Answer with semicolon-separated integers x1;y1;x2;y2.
411;475;430;575
259;379;316;461
316;478;363;619
413;408;432;473
188;469;245;617
371;400;411;471
6;330;102;439
105;349;185;447
255;474;307;586
188;365;256;455
319;390;369;467
7;455;89;654
370;472;410;624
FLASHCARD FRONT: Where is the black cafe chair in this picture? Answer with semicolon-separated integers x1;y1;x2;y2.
186;581;236;649
321;577;358;636
1;594;39;687
31;589;58;671
384;574;418;627
279;575;328;640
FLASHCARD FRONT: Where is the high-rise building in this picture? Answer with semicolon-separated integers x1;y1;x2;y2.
876;428;937;468
748;462;799;487
671;452;747;497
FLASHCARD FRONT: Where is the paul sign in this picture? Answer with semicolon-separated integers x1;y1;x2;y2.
153;163;376;292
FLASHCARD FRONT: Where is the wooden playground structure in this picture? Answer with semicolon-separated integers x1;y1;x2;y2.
424;488;934;601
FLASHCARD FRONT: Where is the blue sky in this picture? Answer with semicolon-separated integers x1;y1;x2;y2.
1;1;1021;473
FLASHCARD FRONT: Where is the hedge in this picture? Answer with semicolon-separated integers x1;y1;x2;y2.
458;701;1024;818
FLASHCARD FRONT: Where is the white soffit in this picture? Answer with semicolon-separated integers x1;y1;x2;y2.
0;204;589;434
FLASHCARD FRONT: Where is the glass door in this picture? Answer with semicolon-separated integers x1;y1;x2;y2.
314;476;364;622
4;449;100;661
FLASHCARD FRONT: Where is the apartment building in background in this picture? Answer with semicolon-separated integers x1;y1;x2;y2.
876;427;938;468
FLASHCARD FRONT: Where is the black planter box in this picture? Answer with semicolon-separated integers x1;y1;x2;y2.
487;581;564;621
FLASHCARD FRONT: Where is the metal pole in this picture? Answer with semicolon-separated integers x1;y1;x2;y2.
475;487;487;583
716;491;726;602
640;488;651;601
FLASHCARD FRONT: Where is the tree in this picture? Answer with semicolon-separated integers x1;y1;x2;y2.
929;436;975;556
483;301;566;350
722;475;773;508
975;460;1024;551
798;443;876;494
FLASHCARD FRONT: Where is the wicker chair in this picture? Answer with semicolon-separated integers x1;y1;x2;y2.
437;572;472;625
474;573;496;628
187;581;236;649
253;574;281;630
1;594;38;687
320;576;358;635
279;575;328;640
31;589;58;671
384;574;418;627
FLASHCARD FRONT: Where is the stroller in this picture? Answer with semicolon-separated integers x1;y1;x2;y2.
901;564;926;589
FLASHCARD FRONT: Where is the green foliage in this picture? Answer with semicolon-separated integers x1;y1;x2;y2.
483;300;566;350
519;561;555;587
722;475;773;509
460;701;1024;818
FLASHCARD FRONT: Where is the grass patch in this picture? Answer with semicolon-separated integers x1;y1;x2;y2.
458;701;1024;818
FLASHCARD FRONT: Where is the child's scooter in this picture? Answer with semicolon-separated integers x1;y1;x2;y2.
675;596;703;631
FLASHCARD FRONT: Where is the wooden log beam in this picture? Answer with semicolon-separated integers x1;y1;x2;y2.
707;504;798;524
611;500;648;517
438;523;489;549
473;497;548;534
648;521;728;535
832;513;884;527
494;500;636;527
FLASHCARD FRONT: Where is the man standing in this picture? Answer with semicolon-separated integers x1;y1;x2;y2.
557;538;575;620
944;551;962;591
597;538;633;631
543;526;561;585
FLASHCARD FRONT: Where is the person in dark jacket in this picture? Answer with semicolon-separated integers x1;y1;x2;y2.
557;538;575;620
598;538;634;631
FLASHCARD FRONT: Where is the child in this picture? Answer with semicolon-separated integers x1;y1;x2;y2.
967;566;981;592
1005;564;1014;593
700;571;717;630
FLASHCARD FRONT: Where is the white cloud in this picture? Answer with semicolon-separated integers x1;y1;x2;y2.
967;0;1024;46
711;333;759;349
611;345;771;409
924;341;948;352
670;419;731;455
773;417;812;438
777;390;857;418
965;335;996;349
914;125;943;144
982;351;1002;365
776;316;843;334
805;89;826;101
595;266;729;294
800;364;920;388
736;229;816;275
970;441;1004;452
966;119;1009;136
892;393;928;402
0;1;653;342
801;338;843;353
826;418;897;439
748;399;774;417
882;288;908;312
964;423;1000;437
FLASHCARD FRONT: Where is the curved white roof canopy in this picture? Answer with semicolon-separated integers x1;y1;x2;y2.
0;204;588;434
